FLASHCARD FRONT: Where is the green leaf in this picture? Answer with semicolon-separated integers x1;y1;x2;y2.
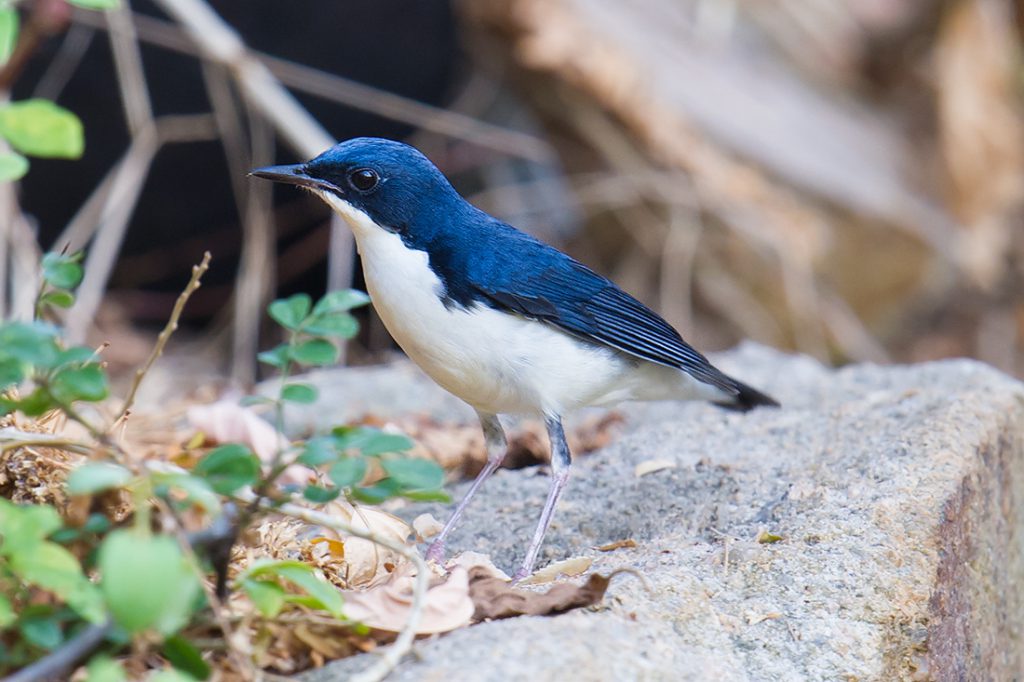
271;564;344;617
289;338;338;366
193;444;260;495
10;542;104;622
296;436;337;467
0;594;15;627
58;346;97;364
351;479;402;505
399;488;451;503
312;289;370;315
328;456;367;488
0;9;18;67
10;386;57;416
240;559;343;617
302;484;339;503
86;655;128;682
268;294;311;331
0;356;24;387
0;321;61;367
0;499;62;554
99;530;199;634
302;312;358;338
0;99;84;158
239;578;286;617
153;473;221;514
333;427;413;456
281;383;317;404
66;462;132;495
42;252;84;290
68;0;120;9
162;635;211;681
381;458;445;491
41;289;75;308
51;364;108;403
256;343;289;369
0;151;28;181
19;613;63;649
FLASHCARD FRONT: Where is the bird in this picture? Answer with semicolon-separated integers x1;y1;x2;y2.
250;137;778;582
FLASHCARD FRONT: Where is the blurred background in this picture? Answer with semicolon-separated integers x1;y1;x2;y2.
2;0;1023;390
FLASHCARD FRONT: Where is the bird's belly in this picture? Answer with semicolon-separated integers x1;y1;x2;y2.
354;231;631;416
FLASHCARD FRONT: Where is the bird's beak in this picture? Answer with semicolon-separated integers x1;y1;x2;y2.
248;164;339;193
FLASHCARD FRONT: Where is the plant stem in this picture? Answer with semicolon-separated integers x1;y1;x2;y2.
116;251;211;423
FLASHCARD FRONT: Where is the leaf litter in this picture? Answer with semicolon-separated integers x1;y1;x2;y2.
1;395;629;677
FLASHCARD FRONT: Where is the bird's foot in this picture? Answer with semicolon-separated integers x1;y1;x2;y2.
424;540;446;565
510;566;532;585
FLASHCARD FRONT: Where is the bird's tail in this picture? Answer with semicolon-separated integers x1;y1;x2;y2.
714;378;779;412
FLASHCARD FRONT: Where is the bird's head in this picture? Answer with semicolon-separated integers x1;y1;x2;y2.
250;137;461;239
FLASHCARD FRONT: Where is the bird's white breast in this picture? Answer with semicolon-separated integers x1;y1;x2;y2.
319;192;725;416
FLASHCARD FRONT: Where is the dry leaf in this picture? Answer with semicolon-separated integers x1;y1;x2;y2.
595;538;637;552
412;513;444;542
634;458;676;477
310;501;413;588
448;551;510;581
341;566;474;634
186;400;309;484
468;566;613;621
518;556;592;585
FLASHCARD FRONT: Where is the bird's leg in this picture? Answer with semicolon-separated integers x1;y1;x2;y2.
425;412;507;565
512;415;572;584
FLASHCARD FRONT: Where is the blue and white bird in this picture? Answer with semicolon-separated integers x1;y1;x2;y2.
251;138;778;581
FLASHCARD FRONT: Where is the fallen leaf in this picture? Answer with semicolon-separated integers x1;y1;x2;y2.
447;551;510;581
594;538;637;552
468;566;614;620
518;556;592;585
309;501;413;588
634;458;676;477
412;513;444;542
341;566;474;634
186;400;308;485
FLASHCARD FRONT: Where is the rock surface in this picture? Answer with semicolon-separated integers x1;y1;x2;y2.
294;344;1024;681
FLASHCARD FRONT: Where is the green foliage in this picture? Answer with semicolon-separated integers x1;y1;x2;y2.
237;560;344;618
0;151;27;181
98;530;200;635
193;444;260;495
0;99;83;159
0;260;449;676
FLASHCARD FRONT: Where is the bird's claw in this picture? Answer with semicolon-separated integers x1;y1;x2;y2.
424;540;446;565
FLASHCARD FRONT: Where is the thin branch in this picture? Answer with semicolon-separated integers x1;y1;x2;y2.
1;620;113;682
105;0;154;136
70;7;552;162
117;251;211;422
234;491;428;682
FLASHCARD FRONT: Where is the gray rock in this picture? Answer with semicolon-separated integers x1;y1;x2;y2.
297;344;1024;681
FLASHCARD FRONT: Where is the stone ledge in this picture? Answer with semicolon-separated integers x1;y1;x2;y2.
296;346;1024;681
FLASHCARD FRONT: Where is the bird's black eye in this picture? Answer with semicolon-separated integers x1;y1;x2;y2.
348;168;379;192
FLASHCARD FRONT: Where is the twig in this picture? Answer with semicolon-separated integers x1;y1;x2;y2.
235;491;429;682
70;7;552;162
117;252;211;422
1;619;113;682
155;498;256;679
105;0;154;136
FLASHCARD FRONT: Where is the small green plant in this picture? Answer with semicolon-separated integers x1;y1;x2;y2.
0;251;448;679
0;0;119;181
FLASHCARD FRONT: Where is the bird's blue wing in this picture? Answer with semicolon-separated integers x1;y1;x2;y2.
468;244;739;395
